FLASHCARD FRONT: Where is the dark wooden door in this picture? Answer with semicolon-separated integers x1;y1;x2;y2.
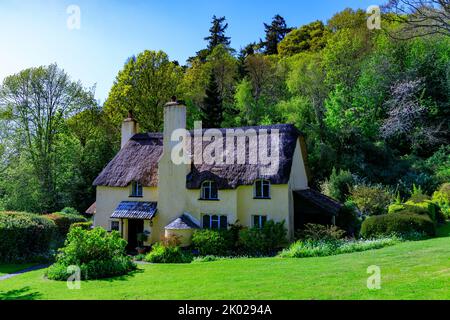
127;219;144;250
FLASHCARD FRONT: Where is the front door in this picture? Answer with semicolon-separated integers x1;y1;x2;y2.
127;219;144;251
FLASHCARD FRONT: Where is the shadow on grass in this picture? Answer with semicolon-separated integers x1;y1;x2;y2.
0;287;42;300
95;268;145;283
437;221;450;238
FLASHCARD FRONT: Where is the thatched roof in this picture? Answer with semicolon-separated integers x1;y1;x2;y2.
93;133;163;187
93;124;302;189
294;189;343;216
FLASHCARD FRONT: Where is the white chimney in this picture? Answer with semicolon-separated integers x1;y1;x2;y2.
121;111;138;148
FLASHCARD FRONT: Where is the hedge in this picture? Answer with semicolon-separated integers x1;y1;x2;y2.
45;213;87;236
360;213;435;238
0;212;57;263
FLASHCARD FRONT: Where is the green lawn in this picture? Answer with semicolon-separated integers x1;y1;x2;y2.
0;224;449;300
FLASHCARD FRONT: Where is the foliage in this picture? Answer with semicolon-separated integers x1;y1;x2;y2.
350;184;393;216
0;64;95;212
360;213;435;238
69;221;92;231
191;229;233;256
60;207;80;216
336;201;362;236
0;212;57;263
46;227;136;280
321;168;355;202
145;243;193;264
204;15;231;52
200;70;223;128
238;220;287;255
296;223;346;241
432;183;450;219
261;14;292;55
278;21;327;57
103;50;182;132
45;213;87;237
279;237;399;258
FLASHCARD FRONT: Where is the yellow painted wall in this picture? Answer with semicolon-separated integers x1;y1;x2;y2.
94;185;158;242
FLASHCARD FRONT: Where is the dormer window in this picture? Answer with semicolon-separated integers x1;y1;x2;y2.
254;179;270;199
201;181;218;200
131;181;143;197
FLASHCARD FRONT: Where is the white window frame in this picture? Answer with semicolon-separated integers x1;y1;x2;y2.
131;181;143;197
252;215;267;229
201;181;218;200
254;179;270;199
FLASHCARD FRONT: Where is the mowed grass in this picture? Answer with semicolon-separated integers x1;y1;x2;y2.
0;223;449;300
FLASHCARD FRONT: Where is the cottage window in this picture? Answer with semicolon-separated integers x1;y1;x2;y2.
252;215;267;229
110;220;120;232
201;181;218;200
131;181;143;197
254;179;270;199
202;214;228;230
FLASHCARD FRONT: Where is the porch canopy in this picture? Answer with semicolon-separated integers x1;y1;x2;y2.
111;201;157;220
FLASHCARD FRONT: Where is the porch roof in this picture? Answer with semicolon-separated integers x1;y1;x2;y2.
294;189;343;216
111;201;157;220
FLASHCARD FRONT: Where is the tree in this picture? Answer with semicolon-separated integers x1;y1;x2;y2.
261;14;293;55
278;21;328;56
201;71;224;128
103;50;182;132
204;15;231;51
382;0;450;38
0;64;95;212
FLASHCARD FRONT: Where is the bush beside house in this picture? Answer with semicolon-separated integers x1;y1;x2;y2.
0;212;57;263
46;227;136;281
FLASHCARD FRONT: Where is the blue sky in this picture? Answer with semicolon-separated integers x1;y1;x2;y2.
0;0;380;102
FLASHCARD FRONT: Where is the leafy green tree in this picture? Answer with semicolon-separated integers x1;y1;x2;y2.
104;50;182;132
278;21;328;56
0;64;95;212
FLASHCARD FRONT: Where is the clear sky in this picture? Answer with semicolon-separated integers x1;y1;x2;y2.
0;0;380;102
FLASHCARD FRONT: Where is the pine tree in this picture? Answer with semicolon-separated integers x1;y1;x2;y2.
201;71;224;128
261;14;292;55
204;15;231;51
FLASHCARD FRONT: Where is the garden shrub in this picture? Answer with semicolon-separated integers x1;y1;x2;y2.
320;168;355;202
350;184;393;216
46;227;136;281
0;212;57;263
69;221;93;231
238;220;287;255
60;207;80;216
432;183;450;219
145;243;193;264
296;223;346;242
46;213;87;236
336;201;362;236
192;229;233;256
360;213;435;238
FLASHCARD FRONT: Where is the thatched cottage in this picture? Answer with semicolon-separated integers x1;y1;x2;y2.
92;100;341;248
